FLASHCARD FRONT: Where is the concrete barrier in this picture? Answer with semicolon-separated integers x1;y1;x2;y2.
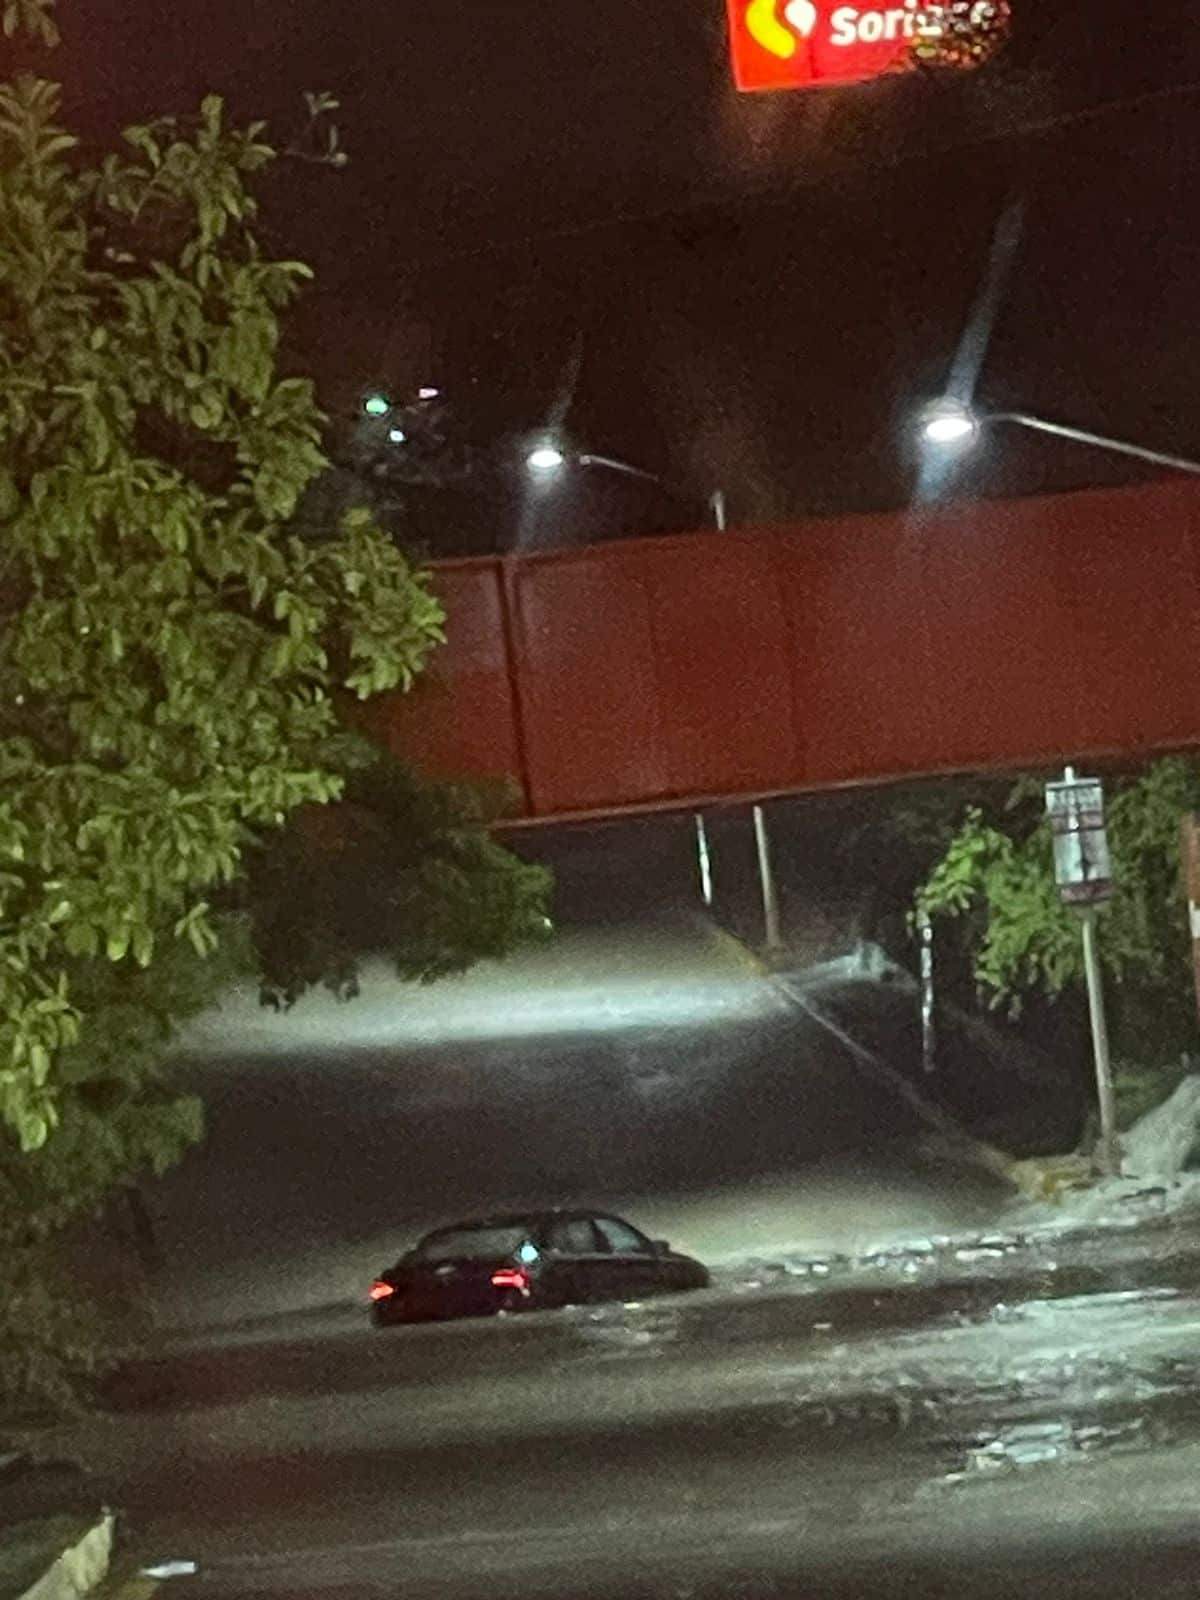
14;1513;114;1600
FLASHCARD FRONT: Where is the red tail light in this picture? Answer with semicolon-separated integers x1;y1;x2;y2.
490;1268;528;1290
369;1281;396;1301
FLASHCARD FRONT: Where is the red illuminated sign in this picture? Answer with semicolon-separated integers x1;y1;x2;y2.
725;0;1010;92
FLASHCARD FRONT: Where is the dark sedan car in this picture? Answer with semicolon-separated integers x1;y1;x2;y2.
369;1208;710;1325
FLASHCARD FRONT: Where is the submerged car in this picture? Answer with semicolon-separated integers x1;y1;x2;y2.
369;1208;710;1325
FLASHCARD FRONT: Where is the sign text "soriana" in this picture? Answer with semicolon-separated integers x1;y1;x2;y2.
726;0;1010;92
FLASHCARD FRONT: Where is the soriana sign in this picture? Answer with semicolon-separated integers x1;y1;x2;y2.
726;0;1011;92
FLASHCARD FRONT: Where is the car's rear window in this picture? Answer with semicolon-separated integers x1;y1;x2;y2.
417;1225;532;1262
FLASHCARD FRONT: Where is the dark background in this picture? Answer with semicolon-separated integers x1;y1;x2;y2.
34;0;1200;550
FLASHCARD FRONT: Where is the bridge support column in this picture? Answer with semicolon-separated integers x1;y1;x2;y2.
694;812;714;907
753;803;782;953
917;906;936;1075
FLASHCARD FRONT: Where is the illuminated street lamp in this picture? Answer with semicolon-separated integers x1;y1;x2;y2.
919;398;1200;476
526;444;567;474
524;443;727;530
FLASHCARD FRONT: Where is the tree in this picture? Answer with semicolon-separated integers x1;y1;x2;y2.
915;757;1200;1072
0;0;553;1404
0;923;246;1405
0;49;452;1151
247;751;552;1009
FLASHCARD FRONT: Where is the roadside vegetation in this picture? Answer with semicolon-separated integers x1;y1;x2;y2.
0;0;549;1406
915;756;1200;1137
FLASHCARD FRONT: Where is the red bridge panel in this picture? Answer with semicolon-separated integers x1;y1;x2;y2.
510;538;800;814
367;479;1200;821
360;561;523;796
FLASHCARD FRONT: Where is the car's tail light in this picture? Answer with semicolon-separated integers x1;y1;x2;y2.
369;1281;396;1301
490;1268;528;1290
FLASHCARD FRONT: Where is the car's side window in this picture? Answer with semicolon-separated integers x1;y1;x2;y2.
547;1217;600;1255
594;1216;653;1255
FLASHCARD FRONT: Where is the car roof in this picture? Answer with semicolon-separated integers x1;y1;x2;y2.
419;1207;594;1238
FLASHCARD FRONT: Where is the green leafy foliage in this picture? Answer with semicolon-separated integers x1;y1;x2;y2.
916;758;1200;1065
247;751;553;1008
0;74;446;1149
0;7;554;1409
0;917;250;1405
0;1240;114;1410
2;0;58;47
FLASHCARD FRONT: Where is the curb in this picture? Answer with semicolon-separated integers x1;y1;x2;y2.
699;914;1184;1209
14;1513;114;1600
707;913;1024;1192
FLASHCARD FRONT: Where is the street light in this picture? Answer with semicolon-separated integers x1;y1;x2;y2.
921;404;979;446
523;443;727;530
919;398;1200;476
527;444;567;473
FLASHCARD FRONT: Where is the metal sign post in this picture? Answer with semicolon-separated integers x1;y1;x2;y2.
1045;766;1119;1175
1180;814;1200;1025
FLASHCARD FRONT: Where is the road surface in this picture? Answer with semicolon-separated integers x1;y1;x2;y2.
39;1199;1200;1598
153;916;1006;1332
26;912;1197;1597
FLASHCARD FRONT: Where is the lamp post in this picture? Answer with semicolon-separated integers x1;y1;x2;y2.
918;399;1200;477
525;444;727;530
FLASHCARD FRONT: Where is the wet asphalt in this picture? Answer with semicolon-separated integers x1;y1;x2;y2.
15;918;1200;1596
18;1198;1198;1598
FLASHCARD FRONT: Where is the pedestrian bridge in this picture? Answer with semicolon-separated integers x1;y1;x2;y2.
364;478;1200;823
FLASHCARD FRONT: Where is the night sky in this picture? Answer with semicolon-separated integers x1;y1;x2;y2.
32;0;1200;545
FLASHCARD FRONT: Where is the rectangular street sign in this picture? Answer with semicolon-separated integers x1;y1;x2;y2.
1045;772;1113;907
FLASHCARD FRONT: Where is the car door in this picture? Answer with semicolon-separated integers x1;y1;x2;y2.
591;1214;663;1301
541;1215;609;1305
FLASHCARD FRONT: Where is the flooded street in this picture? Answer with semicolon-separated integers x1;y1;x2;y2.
37;1197;1200;1597
22;916;1200;1596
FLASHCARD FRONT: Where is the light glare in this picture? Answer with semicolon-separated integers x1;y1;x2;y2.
363;394;389;417
527;446;566;473
921;402;979;447
925;415;975;444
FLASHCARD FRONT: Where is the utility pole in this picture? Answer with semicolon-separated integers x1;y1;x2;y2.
1045;766;1118;1175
